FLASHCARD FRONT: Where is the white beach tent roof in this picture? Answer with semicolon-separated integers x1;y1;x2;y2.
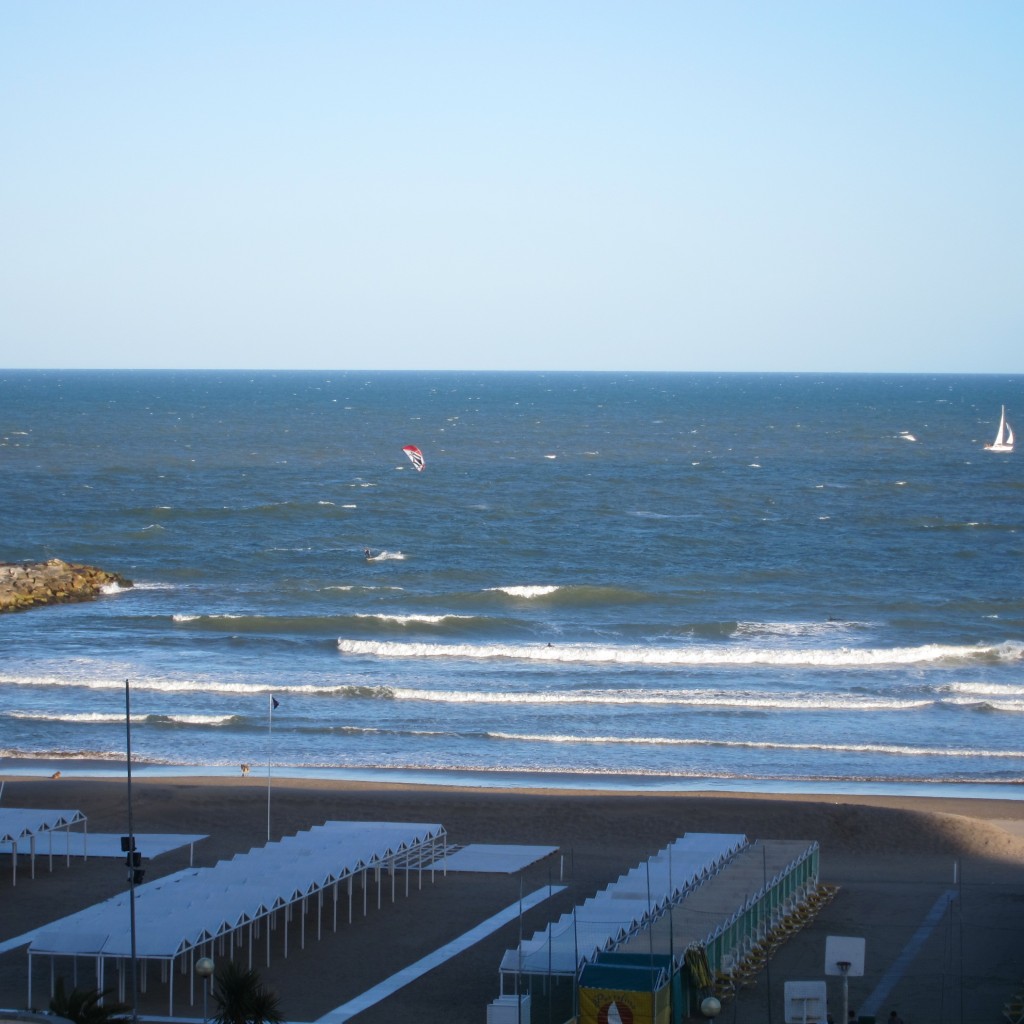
616;837;819;958
500;832;747;977
28;820;446;1014
0;808;87;844
0;808;88;885
31;821;446;958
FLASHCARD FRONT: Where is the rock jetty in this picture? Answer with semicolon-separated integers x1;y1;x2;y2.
0;559;133;614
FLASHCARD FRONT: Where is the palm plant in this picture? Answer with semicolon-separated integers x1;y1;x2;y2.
211;960;283;1024
49;978;130;1024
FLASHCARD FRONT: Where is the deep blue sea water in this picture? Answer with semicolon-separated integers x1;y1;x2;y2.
1;370;1022;793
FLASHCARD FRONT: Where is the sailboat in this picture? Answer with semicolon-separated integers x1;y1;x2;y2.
984;405;1014;453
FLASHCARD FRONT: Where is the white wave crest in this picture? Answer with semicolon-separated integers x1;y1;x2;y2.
323;585;404;592
172;612;246;622
736;619;862;638
154;713;237;725
1;675;399;699
354;613;474;625
8;711;130;724
336;638;1021;668
942;680;1024;695
6;710;235;726
366;550;405;561
100;582;130;594
485;732;1024;759
486;585;560;598
387;687;927;710
940;698;1024;712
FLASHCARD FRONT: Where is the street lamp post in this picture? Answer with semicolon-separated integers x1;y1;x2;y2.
196;957;215;1024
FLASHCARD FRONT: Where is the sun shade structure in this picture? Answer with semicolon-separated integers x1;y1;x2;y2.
495;832;821;1024
27;820;446;1016
0;809;88;886
499;833;748;983
49;832;206;864
617;837;819;965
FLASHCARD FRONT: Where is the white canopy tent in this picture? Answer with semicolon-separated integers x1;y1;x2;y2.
499;832;748;983
0;808;88;886
616;837;820;960
27;820;446;1016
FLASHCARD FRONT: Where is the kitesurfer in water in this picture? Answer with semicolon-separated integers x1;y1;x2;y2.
364;548;372;559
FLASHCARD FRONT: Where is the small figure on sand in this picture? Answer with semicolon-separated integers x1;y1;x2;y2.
240;763;250;777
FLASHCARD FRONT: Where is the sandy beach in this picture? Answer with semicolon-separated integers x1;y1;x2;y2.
2;773;1024;1023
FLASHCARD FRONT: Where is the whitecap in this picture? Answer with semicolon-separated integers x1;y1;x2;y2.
355;613;474;624
335;637;1014;668
486;585;560;599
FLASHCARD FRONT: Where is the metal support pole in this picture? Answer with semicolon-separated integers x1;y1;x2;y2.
126;680;139;1024
838;961;851;1024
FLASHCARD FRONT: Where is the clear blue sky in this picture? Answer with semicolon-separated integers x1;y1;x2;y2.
2;2;1021;371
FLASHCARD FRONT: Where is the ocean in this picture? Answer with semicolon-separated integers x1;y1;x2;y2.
1;370;1021;795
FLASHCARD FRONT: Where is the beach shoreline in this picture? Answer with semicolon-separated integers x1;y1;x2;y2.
3;773;1024;1022
4;756;1024;803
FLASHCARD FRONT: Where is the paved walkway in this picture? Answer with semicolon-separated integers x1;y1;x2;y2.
10;884;564;1024
314;885;564;1024
859;888;958;1019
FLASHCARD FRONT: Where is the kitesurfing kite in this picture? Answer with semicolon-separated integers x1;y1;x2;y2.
402;445;425;471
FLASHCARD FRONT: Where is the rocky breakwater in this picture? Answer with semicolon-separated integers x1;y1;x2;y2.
0;558;133;613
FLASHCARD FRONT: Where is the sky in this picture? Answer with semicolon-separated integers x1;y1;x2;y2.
2;2;1022;372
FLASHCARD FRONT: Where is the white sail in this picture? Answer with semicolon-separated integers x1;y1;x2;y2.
985;405;1014;452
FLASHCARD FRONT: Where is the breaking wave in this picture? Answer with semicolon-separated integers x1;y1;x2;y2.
484;732;1024;759
6;710;239;726
336;638;1024;668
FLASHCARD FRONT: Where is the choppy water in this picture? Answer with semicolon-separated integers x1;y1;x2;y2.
1;370;1022;792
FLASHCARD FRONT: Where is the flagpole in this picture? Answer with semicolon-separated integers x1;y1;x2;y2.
267;694;273;842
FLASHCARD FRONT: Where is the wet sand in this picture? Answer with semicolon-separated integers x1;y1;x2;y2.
2;774;1023;1023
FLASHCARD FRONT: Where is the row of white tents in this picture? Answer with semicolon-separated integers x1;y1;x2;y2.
499;832;749;982
27;820;448;1015
0;808;88;886
493;830;821;1022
